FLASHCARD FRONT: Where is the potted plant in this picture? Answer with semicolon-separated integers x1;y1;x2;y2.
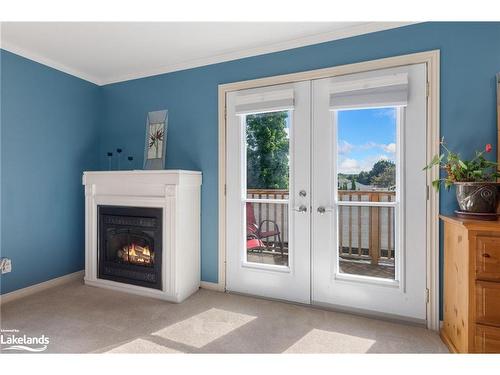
424;139;500;220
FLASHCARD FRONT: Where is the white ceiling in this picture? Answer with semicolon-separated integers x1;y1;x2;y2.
1;22;410;85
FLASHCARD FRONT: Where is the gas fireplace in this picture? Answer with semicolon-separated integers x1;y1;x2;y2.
84;170;201;302
98;205;162;290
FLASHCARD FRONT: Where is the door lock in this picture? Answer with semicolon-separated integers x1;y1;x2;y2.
317;206;334;215
293;205;308;213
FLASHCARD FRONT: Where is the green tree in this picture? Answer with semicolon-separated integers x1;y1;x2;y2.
350;177;357;191
354;160;396;188
357;170;371;185
370;160;394;179
371;163;396;188
246;112;289;189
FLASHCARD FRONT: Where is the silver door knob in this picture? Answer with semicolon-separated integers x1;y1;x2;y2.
317;206;333;214
299;190;307;197
293;205;308;213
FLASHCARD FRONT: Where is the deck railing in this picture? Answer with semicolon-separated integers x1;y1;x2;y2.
338;191;395;265
247;189;289;246
246;189;395;264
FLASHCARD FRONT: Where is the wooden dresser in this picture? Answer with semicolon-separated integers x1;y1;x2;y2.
440;215;500;353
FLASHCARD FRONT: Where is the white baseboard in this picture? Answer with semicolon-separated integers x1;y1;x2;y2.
1;272;223;304
0;270;84;305
200;281;225;292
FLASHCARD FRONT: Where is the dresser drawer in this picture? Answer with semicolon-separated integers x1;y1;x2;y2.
475;281;500;326
476;236;500;281
475;324;500;353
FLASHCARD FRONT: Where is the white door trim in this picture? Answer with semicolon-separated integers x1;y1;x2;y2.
218;50;440;330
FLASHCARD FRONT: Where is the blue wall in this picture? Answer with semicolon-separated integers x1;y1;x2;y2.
2;23;500;306
100;22;500;285
0;50;101;294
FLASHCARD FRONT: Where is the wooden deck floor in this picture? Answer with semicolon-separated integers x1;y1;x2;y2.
246;251;394;279
339;259;394;279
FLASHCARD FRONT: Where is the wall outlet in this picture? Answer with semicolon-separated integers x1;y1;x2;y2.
0;258;12;274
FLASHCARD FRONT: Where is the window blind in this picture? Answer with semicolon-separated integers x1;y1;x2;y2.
329;73;408;110
234;85;294;115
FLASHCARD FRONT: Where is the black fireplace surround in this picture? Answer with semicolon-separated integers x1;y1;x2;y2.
98;205;162;290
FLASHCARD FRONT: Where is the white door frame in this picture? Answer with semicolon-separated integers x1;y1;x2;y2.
217;50;440;330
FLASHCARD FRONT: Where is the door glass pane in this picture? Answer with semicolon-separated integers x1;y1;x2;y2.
336;108;397;280
245;111;290;266
246;112;290;190
246;201;289;266
338;201;395;280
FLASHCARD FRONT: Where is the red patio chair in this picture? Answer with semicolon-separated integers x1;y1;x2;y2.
246;237;265;252
246;202;284;255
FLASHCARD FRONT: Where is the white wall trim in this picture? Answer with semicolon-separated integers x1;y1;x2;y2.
218;50;440;331
217;86;227;294
1;22;414;86
0;270;84;305
425;50;441;332
1;41;102;85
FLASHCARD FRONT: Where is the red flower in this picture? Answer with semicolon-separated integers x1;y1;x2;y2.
485;144;493;153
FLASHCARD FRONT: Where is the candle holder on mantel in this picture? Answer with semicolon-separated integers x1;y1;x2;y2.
116;148;123;170
127;156;134;170
106;152;113;171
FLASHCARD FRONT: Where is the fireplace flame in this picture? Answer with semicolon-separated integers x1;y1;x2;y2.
117;243;154;265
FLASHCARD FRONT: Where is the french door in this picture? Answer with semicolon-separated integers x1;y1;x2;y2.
226;81;311;304
226;64;428;321
312;64;427;321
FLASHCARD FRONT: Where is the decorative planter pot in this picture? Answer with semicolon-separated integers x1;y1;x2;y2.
455;182;500;219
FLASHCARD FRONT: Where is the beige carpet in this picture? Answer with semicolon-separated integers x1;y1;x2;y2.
0;280;448;353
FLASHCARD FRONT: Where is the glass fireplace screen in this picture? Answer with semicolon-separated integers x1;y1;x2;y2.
106;229;155;267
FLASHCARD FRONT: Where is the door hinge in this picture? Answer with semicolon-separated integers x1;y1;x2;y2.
224;105;227;118
425;288;430;304
426;81;430;98
224;184;227;196
426;185;430;200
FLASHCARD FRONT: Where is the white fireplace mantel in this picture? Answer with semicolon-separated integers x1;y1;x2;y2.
83;170;202;302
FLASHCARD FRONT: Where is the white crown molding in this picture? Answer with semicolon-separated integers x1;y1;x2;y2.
101;22;415;85
1;22;415;86
1;41;103;85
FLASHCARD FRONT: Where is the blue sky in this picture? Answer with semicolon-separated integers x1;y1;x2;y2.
337;107;397;174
